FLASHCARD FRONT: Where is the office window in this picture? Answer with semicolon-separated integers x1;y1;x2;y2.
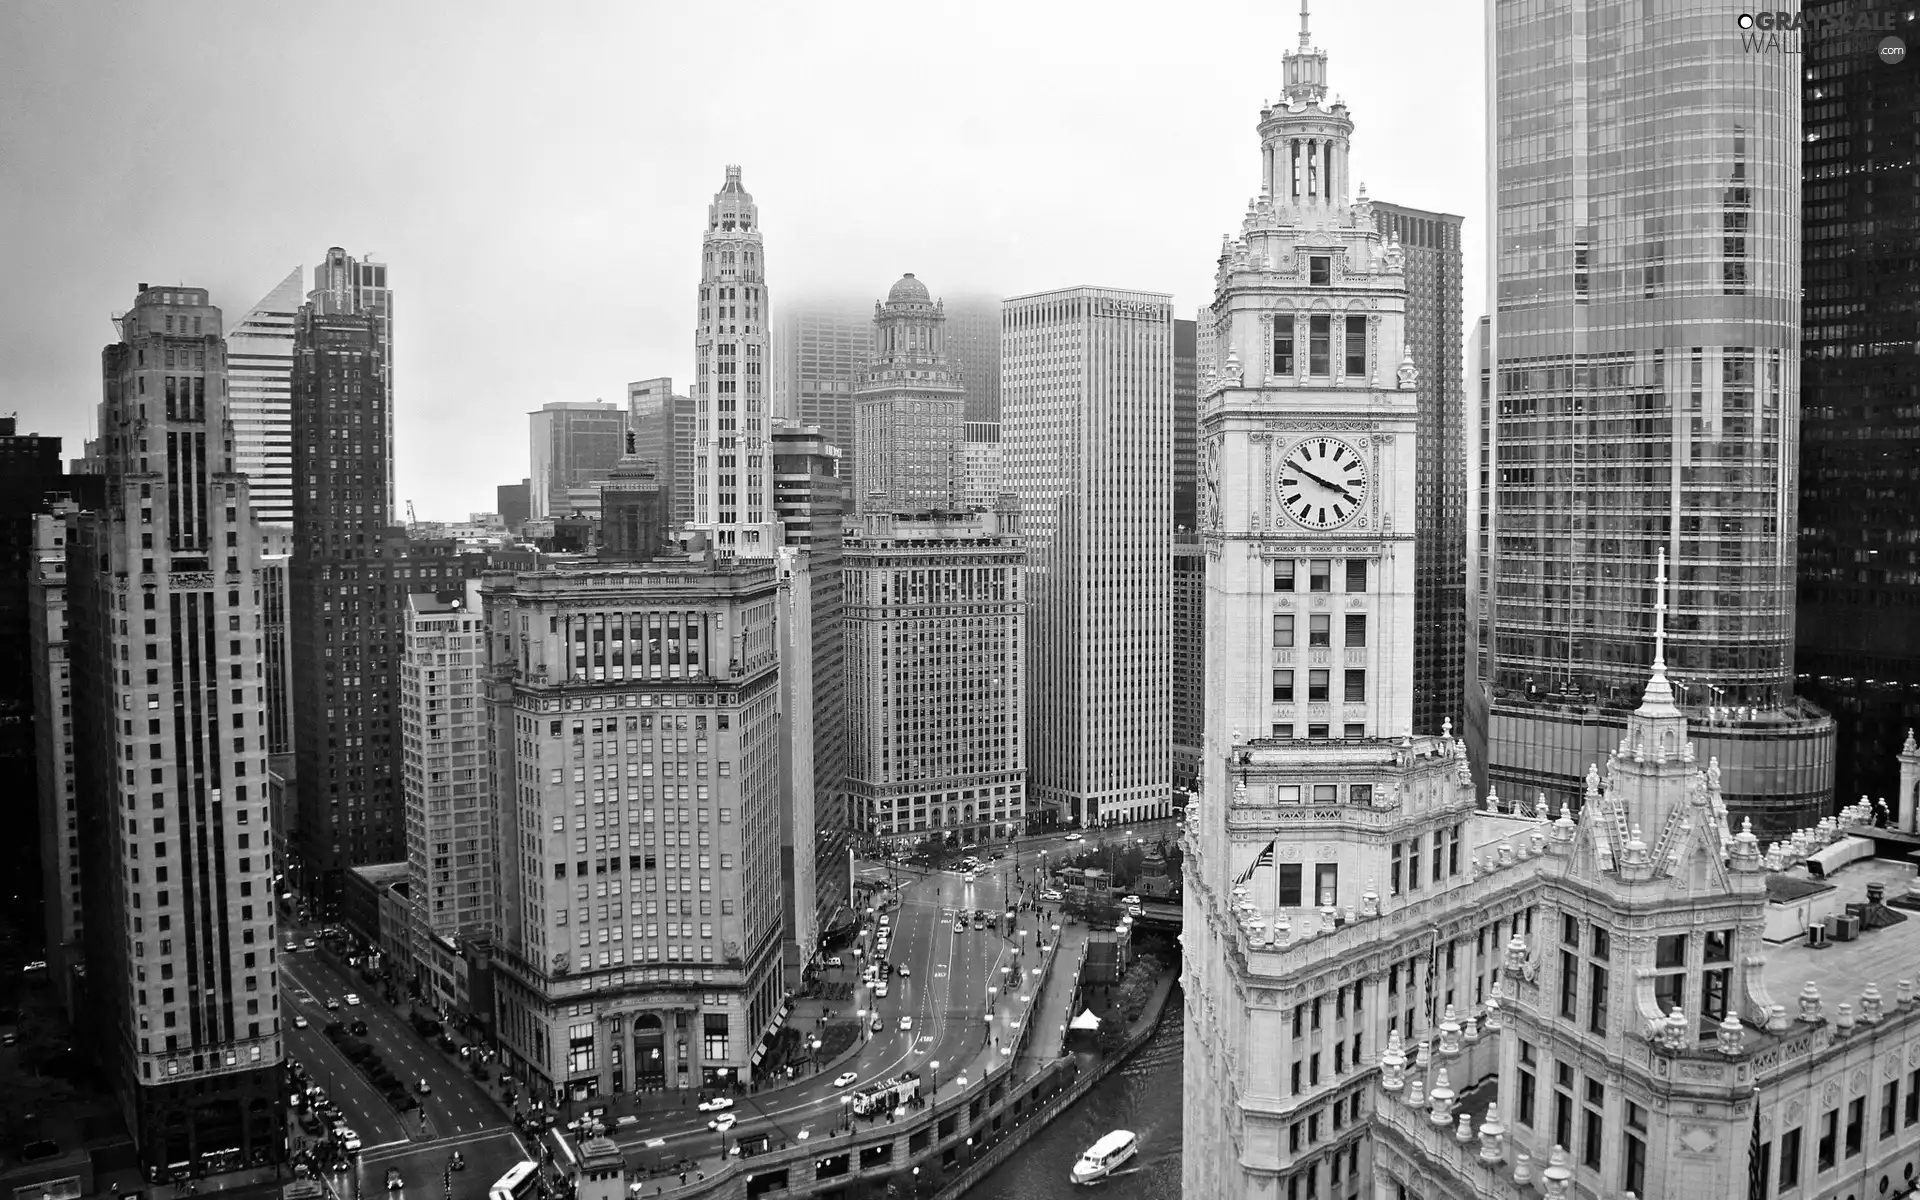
1883;1079;1899;1139
1345;614;1367;647
1623;1102;1647;1195
1275;560;1297;591
1778;1126;1801;1193
1581;1079;1604;1169
1343;723;1365;738
1516;1042;1537;1127
1309;614;1331;647
1552;1075;1574;1151
1312;784;1338;804
1559;950;1578;1019
1314;863;1338;907
1344;316;1366;377
1278;863;1303;906
1817;1108;1836;1171
1275;324;1295;375
1309;315;1330;374
1908;1069;1920;1126
1587;962;1609;1035
1307;722;1329;738
1345;559;1367;591
1273;670;1295;703
1343;669;1366;702
1309;560;1331;591
1274;613;1296;648
1308;670;1330;702
1390;842;1403;894
1272;723;1295;739
1310;256;1330;286
1845;1096;1864;1157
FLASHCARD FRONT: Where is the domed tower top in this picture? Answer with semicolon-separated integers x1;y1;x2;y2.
887;273;932;306
708;165;757;233
1283;0;1328;107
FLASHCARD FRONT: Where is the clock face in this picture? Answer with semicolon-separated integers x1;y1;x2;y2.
1279;438;1369;529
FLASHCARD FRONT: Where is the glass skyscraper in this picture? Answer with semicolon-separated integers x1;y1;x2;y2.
1476;0;1833;836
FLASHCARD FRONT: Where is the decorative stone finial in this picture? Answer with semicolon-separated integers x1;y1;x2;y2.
1455;1111;1475;1144
1478;1103;1506;1163
1799;981;1824;1023
1428;1067;1455;1125
1379;1028;1407;1092
1862;982;1885;1023
1541;1145;1573;1199
1717;1012;1745;1057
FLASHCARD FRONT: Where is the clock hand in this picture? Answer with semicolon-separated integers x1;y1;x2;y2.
1293;465;1348;495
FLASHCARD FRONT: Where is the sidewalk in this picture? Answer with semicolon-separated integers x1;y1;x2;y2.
1019;921;1092;1070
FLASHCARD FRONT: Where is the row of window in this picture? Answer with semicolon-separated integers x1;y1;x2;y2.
1557;916;1733;1039
1757;1070;1920;1196
1513;1046;1647;1193
1272;668;1367;703
1273;613;1368;648
1388;826;1465;894
1274;314;1368;379
1275;559;1369;593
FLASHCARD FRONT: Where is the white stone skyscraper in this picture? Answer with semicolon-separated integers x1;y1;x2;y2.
693;166;776;558
853;274;966;515
224;267;302;527
1002;286;1173;828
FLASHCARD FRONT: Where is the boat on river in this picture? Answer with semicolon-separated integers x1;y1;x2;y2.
1071;1129;1138;1184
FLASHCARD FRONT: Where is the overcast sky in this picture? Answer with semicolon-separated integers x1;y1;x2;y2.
0;0;1484;521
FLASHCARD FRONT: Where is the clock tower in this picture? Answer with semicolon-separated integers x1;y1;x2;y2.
1182;8;1483;1196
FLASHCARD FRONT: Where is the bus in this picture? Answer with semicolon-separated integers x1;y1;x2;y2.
850;1071;921;1117
489;1160;539;1200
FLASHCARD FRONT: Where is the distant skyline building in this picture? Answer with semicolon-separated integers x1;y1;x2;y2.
224;267;302;527
960;422;1003;511
1477;0;1832;836
1172;317;1198;532
400;581;494;1011
29;501;82;1016
628;376;697;530
1171;533;1203;794
772;422;850;941
853;274;966;515
769;299;872;494
69;284;285;1177
497;480;531;531
944;296;1004;423
692;166;776;558
843;509;1026;845
1371;202;1467;741
529;400;625;520
1795;0;1920;812
483;558;787;1099
1003;286;1173;828
308;248;394;525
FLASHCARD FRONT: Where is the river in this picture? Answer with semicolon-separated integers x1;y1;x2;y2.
964;983;1185;1199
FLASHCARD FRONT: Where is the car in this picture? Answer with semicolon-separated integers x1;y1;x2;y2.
899;1015;913;1031
871;1016;884;1033
954;919;966;932
385;1167;403;1191
898;965;911;977
1041;889;1063;902
324;998;340;1011
350;1020;368;1036
344;993;361;1007
874;982;889;998
1121;895;1141;906
990;851;1005;860
834;1072;860;1088
878;914;890;927
416;1078;432;1095
285;940;298;952
304;938;317;949
972;916;985;930
697;1097;735;1113
339;1129;362;1153
708;1112;738;1133
293;1015;309;1029
1065;833;1083;841
825;956;842;968
449;1151;465;1171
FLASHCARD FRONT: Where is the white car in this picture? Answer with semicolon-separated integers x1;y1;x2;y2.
1120;895;1141;906
874;982;889;998
834;1072;859;1088
344;993;361;1007
1041;890;1063;902
898;1015;914;1031
293;1015;309;1029
898;965;911;977
825;956;842;968
708;1112;738;1133
339;1129;362;1153
878;914;890;927
1065;833;1083;841
697;1097;735;1113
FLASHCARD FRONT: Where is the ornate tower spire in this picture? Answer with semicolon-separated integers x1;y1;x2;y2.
1261;0;1347;214
1282;0;1329;106
1637;548;1681;718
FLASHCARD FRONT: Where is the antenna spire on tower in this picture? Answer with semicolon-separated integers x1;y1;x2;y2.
1300;0;1312;46
1653;546;1669;671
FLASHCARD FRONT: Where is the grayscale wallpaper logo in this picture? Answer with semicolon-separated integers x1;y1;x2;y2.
1737;9;1906;61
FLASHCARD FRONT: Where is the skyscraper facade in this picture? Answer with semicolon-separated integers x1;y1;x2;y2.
944;296;1004;423
1171;533;1203;794
960;422;1003;511
843;509;1025;845
1371;203;1467;741
224;267;302;528
30;502;83;1016
400;582;494;1010
309;249;393;526
69;284;284;1176
769;299;872;490
1003;286;1173;828
1173;317;1198;533
628;377;697;531
1478;0;1833;836
1795;0;1920;811
771;423;849;935
483;560;786;1100
529;401;625;520
692;166;776;558
853;274;966;515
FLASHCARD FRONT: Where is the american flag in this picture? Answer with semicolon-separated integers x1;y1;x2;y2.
1236;841;1277;886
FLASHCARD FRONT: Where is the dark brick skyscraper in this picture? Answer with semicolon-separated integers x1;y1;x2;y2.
1796;1;1920;810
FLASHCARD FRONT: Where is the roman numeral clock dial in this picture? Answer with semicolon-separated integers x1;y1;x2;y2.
1279;438;1369;530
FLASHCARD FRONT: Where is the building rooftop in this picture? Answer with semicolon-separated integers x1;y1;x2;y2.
1760;855;1920;1009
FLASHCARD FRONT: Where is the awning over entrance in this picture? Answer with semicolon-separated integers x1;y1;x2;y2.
1069;1008;1103;1030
